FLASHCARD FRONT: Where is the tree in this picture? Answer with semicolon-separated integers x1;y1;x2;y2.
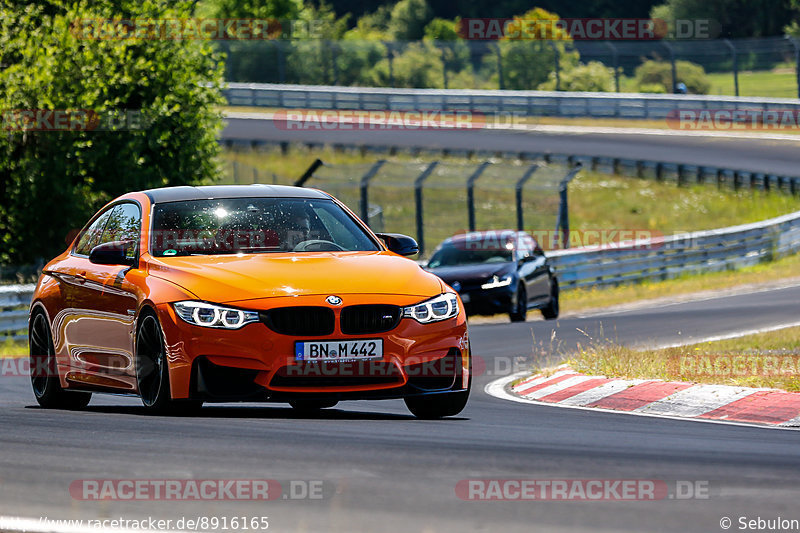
650;0;793;38
496;8;578;90
0;1;225;265
387;0;432;41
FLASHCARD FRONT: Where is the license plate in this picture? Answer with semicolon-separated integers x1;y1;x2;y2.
295;339;383;362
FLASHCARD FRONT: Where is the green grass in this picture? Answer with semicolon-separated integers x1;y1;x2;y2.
569;326;800;391
0;338;25;358
562;252;800;313
619;66;799;99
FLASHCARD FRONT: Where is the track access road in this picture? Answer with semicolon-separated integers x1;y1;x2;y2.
222;115;800;177
1;284;799;533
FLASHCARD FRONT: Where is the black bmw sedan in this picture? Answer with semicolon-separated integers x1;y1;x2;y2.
425;230;559;322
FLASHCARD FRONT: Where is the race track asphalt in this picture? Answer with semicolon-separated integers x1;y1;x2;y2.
222;117;800;177
2;284;799;533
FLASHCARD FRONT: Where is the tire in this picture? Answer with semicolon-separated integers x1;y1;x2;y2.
29;311;91;410
509;284;527;322
136;310;202;414
289;399;339;413
541;279;559;320
404;347;472;419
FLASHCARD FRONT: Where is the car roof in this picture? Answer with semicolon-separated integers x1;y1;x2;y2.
140;184;331;204
445;230;526;244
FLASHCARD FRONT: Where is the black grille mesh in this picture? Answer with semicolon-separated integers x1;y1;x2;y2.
262;307;335;336
340;304;401;335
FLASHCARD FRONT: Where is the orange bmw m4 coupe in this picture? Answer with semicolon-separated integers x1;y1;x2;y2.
28;185;470;418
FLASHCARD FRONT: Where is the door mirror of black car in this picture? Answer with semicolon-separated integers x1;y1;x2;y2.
376;233;419;257
89;241;137;266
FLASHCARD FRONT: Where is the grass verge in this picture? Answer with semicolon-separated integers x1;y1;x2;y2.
568;326;800;392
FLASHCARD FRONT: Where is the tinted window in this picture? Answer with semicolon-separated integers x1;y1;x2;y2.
100;203;141;260
150;197;379;256
427;242;513;268
74;209;113;256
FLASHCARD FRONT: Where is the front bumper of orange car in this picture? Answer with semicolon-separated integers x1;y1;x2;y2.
155;295;469;402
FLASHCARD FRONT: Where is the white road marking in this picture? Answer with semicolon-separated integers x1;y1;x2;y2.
511;367;573;392
646;320;800;350
484;374;800;432
521;375;595;400
559;379;649;407
634;384;759;417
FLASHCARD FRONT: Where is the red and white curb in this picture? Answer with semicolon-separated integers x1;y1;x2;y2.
486;366;800;430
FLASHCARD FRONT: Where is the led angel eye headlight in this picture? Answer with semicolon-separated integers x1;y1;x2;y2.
402;293;459;324
173;301;259;329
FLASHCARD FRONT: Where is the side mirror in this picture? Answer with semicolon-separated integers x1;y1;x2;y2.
375;233;419;257
89;241;137;266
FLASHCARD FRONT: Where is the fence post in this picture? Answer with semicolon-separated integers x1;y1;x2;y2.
439;43;448;89
604;41;620;93
466;161;491;231
515;164;540;231
724;39;739;97
662;41;677;93
556;164;582;249
549;41;561;91
294;159;324;187
494;44;504;90
384;42;395;87
331;41;339;85
359;160;386;226
414;161;439;256
276;41;286;83
791;37;800;100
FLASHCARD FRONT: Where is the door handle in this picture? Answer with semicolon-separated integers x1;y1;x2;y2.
76;271;87;284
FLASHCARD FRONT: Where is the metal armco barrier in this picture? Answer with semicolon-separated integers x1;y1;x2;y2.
547;210;800;290
222;82;800;120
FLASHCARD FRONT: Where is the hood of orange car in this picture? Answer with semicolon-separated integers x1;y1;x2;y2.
147;251;443;303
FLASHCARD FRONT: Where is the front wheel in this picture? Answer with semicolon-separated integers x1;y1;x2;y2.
136;311;202;414
509;284;527;322
405;349;471;419
29;311;91;410
541;279;559;320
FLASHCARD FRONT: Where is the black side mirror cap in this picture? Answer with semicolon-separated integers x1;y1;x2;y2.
89;240;137;266
375;233;419;257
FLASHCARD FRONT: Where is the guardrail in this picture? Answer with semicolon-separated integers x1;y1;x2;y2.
0;284;35;342
547;209;800;290
3;209;799;338
223;82;800;120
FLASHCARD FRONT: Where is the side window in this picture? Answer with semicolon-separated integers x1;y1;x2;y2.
516;236;533;260
100;203;141;260
74;210;113;256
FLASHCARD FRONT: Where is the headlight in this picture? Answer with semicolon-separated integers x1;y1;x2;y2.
173;301;260;329
403;293;459;323
481;274;513;290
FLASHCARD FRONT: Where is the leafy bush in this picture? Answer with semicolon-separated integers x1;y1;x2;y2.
0;1;224;265
538;61;616;92
634;60;711;94
369;41;444;88
496;8;578;90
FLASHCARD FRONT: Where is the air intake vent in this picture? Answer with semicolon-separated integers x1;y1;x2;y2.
340;304;401;335
262;307;335;336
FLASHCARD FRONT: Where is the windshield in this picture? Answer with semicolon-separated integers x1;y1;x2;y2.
150;197;379;256
427;242;513;268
